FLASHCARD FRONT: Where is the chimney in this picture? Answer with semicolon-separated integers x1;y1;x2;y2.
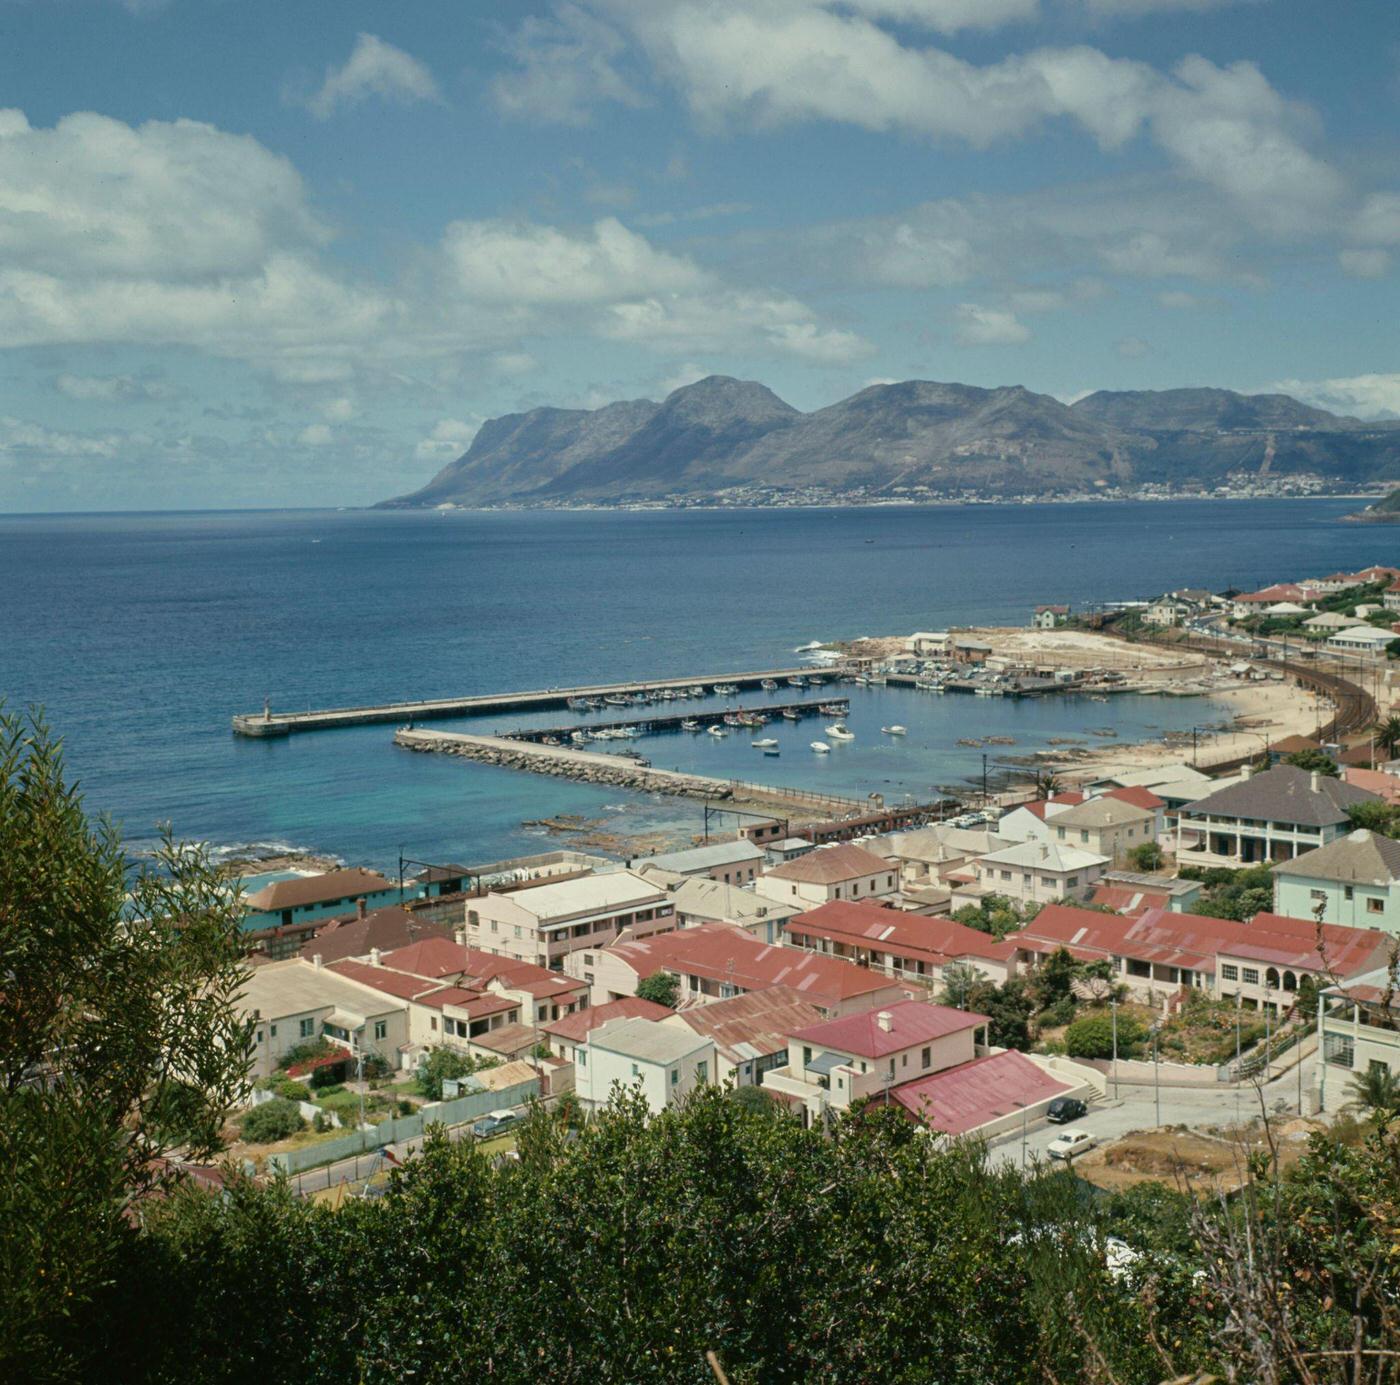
369;947;381;967
876;1010;893;1032
1240;763;1253;780
356;897;367;920
1310;771;1320;793
311;953;322;970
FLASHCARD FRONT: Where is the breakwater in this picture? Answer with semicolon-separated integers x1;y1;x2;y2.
232;666;849;738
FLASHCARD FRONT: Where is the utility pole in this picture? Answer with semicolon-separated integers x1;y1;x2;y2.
1152;1026;1161;1128
1110;997;1119;1100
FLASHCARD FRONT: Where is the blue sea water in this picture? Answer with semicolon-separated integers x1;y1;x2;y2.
1;499;1389;870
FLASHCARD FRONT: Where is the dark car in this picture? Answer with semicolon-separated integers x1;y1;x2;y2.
1046;1097;1088;1125
471;1109;520;1139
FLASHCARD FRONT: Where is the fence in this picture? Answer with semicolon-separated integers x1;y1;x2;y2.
264;1077;539;1177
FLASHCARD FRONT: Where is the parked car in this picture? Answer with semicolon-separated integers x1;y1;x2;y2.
1045;1097;1088;1125
1046;1128;1096;1161
471;1109;520;1139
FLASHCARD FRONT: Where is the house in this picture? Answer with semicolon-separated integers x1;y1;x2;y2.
1272;830;1400;934
1175;764;1379;867
1318;970;1400;1112
766;1000;991;1117
1384;582;1400;614
242;867;408;940
753;842;898;909
1341;768;1400;806
575;1016;715;1113
1089;870;1204;915
1145;598;1190;627
541;996;675;1064
907;631;952;657
1230;584;1320;617
629;839;766;885
1085;762;1212;795
296;904;454;966
958;839;1107;908
239;959;410;1079
1304;611;1357;632
663;986;826;1088
1042;796;1158;864
1005;903;1242;1003
1032;605;1070;630
414;863;475;897
1326;626;1395;656
952;639;993;664
879;824;1011;882
783;899;1016;986
763;837;816;867
1215;912;1394;1015
634;865;801;943
465;870;676;969
569;921;909;1017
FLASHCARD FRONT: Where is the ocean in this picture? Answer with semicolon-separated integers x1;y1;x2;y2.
1;499;1387;871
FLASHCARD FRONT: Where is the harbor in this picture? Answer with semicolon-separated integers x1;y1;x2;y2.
497;697;848;746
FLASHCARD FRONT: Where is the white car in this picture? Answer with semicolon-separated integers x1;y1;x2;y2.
1046;1128;1096;1161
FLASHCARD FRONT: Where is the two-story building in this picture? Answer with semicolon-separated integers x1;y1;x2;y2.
633;864;801;943
956;839;1107;908
575;1016;714;1114
628;839;766;885
540;996;675;1066
662;986;826;1089
242;868;412;955
752;842;898;909
1175;764;1378;867
1272;830;1400;934
1043;796;1158;864
466;870;676;969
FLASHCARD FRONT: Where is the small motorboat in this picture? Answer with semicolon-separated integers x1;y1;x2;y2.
708;725;728;738
761;678;779;691
881;725;907;736
810;741;830;753
681;719;701;731
825;723;855;741
752;738;778;748
781;709;801;720
787;676;806;687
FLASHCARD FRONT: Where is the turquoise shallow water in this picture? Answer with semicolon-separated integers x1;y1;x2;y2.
0;499;1385;870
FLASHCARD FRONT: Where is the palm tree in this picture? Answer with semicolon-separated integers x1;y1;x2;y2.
1347;1064;1400;1120
1032;768;1065;799
1373;714;1400;762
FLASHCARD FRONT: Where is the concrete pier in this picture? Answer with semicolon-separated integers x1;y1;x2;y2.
500;697;847;744
232;666;848;738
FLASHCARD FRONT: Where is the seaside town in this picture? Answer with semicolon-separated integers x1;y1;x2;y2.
218;559;1400;1198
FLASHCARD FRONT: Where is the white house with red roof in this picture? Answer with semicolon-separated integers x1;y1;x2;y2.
568;921;909;1017
753;842;898;909
782;900;1016;986
662;985;827;1088
540;996;674;1065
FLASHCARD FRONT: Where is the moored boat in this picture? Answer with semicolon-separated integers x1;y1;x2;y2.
825;722;855;741
681;719;701;731
752;738;778;748
708;725;728;737
810;741;830;753
881;725;907;736
761;678;779;691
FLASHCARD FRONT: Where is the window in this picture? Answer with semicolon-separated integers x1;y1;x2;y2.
834;887;841;899
583;954;594;965
1080;830;1089;844
803;1046;812;1065
922;1046;931;1069
887;1059;896;1078
1000;870;1012;882
577;1050;586;1067
1370;1059;1390;1079
1242;967;1260;984
430;1017;437;1031
696;1061;708;1083
1056;827;1065;841
1344;886;1354;901
468;909;479;926
1066;876;1079;888
670;1068;679;1086
887;876;893;888
1324;1033;1355;1068
1368;898;1384;915
373;1020;387;1041
490;920;498;933
632;1063;640;1077
514;925;522;938
299;1018;314;1038
1220;963;1239;981
270;1024;278;1038
901;1053;908;1068
256;1029;264;1044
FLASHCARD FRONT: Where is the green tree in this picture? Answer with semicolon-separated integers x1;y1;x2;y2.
1372;714;1400;761
0;708;252;1378
1284;747;1340;777
1031;945;1079;1012
416;1046;495;1101
1347;1064;1400;1121
1126;841;1163;871
1347;800;1400;839
1064;1011;1144;1060
635;970;680;1008
239;1098;305;1143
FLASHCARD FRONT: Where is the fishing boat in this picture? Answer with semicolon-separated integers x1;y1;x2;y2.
680;719;701;731
825;722;855;741
787;676;806;687
713;682;739;696
604;695;629;707
570;731;589;744
688;685;706;697
810;741;830;753
723;712;742;727
761;678;779;691
781;709;801;720
807;674;826;686
881;725;907;736
752;738;778;748
567;697;590;711
707;725;728;738
818;702;847;715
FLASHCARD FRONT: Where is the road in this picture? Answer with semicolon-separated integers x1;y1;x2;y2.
986;1053;1319;1170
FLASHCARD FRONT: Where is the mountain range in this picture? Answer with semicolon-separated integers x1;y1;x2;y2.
380;376;1400;508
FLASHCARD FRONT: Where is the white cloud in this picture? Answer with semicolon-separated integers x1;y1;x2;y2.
415;417;480;461
0;415;124;463
656;362;709;395
492;6;644;124
321;396;356;421
492;352;538;376
54;372;174;402
1099;230;1228;279
1080;0;1252;13
1339;249;1390;279
862;222;978;288
1158;289;1206;308
304;34;440;120
298;424;334;446
1116;336;1151;358
830;0;1038;33
1271;374;1400;421
952;303;1031;346
1351;193;1400;246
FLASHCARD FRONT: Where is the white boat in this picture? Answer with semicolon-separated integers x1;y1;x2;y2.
882;725;908;736
787;676;806;687
760;679;779;691
810;740;830;753
707;725;728;737
825;723;855;741
752;738;778;748
681;719;701;731
781;709;801;721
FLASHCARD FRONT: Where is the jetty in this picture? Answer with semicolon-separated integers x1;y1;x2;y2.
500;698;846;744
231;666;849;738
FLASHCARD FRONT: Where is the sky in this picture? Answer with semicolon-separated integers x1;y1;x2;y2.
0;0;1398;510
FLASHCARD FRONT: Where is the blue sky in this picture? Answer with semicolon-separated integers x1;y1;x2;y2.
0;0;1397;510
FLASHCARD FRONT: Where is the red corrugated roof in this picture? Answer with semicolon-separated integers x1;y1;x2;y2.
378;936;472;979
787;900;1015;965
1221;912;1392;977
764;842;892;884
791;999;988;1059
542;997;674;1043
1010;903;1248;974
605;923;901;1005
890;1050;1071;1136
674;985;825;1062
327;959;448;1001
1104;785;1165;811
1088;885;1171;917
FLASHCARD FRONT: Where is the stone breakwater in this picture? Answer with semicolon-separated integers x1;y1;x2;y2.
393;727;865;813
